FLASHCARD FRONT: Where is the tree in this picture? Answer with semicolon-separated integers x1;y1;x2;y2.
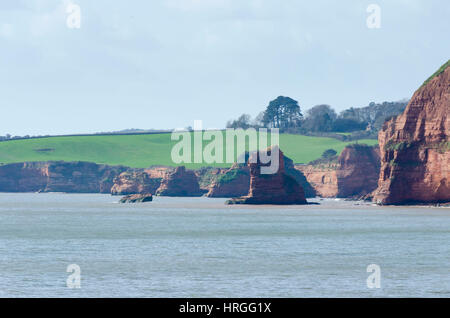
262;96;302;130
302;104;337;132
226;114;251;129
332;118;367;132
252;111;265;128
322;149;337;159
339;100;407;131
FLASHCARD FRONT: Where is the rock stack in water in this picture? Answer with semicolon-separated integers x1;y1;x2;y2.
372;60;450;205
156;166;204;197
227;146;307;205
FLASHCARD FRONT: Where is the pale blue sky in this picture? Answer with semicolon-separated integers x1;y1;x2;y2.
1;0;449;135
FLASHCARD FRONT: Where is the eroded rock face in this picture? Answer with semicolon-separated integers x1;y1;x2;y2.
284;156;316;198
156;166;205;197
296;164;339;198
0;161;127;193
227;146;307;205
111;171;162;195
195;167;227;192
206;164;250;198
206;154;315;198
297;144;380;198
372;62;450;205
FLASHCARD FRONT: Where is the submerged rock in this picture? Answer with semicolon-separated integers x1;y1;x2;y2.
119;193;153;203
226;146;307;205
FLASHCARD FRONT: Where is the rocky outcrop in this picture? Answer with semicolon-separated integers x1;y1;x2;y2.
156;166;205;197
227;146;307;205
119;193;153;203
111;171;162;195
297;144;380;198
0;161;127;193
206;164;250;198
297;163;339;198
372;61;450;205
206;154;315;198
284;156;316;198
195;167;226;192
145;166;173;179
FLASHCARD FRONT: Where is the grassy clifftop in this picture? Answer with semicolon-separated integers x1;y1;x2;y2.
421;59;450;88
0;132;377;169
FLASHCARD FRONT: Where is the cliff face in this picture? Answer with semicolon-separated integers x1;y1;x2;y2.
227;146;307;205
284;156;316;198
206;164;250;198
372;62;450;205
297;144;380;198
156;166;205;197
336;145;380;198
111;171;162;195
195;167;226;192
0;161;127;193
297;164;339;198
0;162;48;192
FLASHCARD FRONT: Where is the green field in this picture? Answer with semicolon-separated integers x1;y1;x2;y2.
0;132;378;169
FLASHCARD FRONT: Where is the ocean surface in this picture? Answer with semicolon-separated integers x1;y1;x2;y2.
0;193;449;298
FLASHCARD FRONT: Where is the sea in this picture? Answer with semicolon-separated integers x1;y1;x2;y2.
0;193;449;298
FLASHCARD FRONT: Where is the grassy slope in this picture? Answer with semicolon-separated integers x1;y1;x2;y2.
420;59;450;88
0;132;377;169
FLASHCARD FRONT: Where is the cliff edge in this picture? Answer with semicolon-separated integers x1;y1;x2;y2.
372;61;450;205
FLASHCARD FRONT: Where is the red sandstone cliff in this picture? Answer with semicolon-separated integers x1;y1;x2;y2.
111;171;162;195
297;144;380;198
206;155;315;198
372;61;450;205
156;166;205;197
227;146;307;205
206;164;250;198
0;161;127;193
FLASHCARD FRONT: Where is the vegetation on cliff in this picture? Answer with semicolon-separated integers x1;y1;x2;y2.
420;59;450;88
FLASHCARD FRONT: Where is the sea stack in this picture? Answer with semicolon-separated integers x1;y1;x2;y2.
372;60;450;205
227;146;307;205
156;166;204;197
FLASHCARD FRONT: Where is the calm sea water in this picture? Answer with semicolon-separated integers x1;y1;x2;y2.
0;193;449;298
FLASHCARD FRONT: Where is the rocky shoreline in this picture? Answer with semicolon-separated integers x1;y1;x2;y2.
0;62;448;206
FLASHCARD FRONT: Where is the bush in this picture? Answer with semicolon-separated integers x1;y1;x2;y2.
322;149;337;159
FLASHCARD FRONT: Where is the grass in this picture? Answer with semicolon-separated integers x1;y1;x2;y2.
421;59;450;88
0;132;378;169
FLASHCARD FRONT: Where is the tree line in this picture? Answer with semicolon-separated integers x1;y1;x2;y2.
226;96;407;136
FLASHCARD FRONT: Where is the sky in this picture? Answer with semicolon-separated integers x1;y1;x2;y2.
0;0;449;136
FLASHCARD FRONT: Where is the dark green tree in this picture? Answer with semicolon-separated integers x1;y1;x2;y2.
302;104;337;132
262;96;302;130
321;149;337;159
